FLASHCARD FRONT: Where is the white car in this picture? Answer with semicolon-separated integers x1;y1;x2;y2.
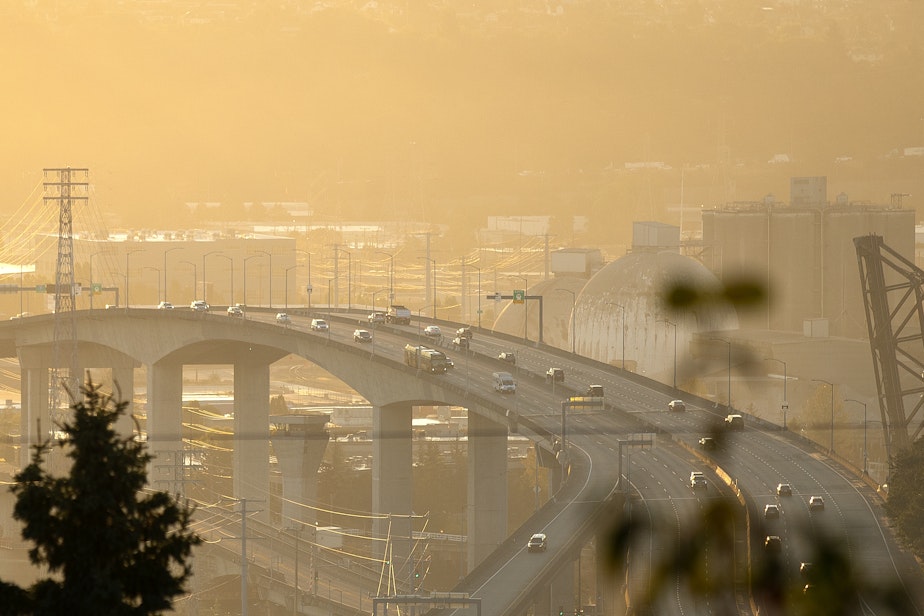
190;300;209;312
668;399;686;412
353;329;372;343
157;301;175;310
764;504;781;519
368;312;386;324
275;312;292;325
527;533;547;552
808;496;825;512
226;305;244;317
423;325;442;338
310;318;329;332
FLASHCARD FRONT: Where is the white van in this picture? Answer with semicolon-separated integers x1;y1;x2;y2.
492;371;516;394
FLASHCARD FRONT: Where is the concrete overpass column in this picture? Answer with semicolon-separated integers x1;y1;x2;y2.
270;414;331;526
111;362;136;437
17;347;48;468
233;357;270;510
550;565;575;616
372;403;413;568
466;411;508;571
147;359;184;493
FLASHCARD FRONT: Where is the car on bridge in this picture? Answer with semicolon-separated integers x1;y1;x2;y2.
423;325;442;338
368;312;385;324
310;318;329;332
527;533;547;552
776;483;793;497
764;504;781;519
498;351;516;364
668;399;686;412
545;367;564;383
452;336;470;349
456;326;473;340
353;329;372;343
808;496;825;512
698;436;716;450
157;301;175;310
275;312;292;325
226;305;244;317
190;300;209;312
764;535;782;553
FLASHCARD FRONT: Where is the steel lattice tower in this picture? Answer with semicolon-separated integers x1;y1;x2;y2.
43;167;88;421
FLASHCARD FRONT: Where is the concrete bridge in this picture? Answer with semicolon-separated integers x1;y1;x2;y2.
0;309;526;572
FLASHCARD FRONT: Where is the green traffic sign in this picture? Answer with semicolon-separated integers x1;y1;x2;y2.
513;289;525;303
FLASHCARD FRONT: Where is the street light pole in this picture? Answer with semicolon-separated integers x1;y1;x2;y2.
608;303;627;370
711;338;732;410
471;264;482;329
242;254;263;309
89;251;105;310
284;265;297;312
295;249;313;309
144;266;161;304
163;246;182;304
813;378;835;454
845;398;868;474
512;274;529;343
214;254;233;306
202;250;223;304
179;260;197;305
125;248;142;311
418;257;436;317
376;250;395;305
764;357;788;429
255;250;272;308
556;288;576;354
659;319;677;389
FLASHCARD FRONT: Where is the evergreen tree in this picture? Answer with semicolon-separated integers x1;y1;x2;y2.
886;438;924;554
0;378;201;615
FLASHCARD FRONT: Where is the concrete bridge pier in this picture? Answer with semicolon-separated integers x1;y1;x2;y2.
233;355;271;519
467;411;508;571
372;402;414;568
550;567;575;616
147;358;184;493
17;347;49;467
269;413;331;526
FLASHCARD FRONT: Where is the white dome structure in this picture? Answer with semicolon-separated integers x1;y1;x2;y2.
574;251;738;383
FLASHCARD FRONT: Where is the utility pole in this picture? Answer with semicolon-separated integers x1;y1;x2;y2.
44;167;88;419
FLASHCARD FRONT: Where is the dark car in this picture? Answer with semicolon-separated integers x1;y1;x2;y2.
546;368;564;383
353;329;373;343
498;352;516;364
452;336;470;349
764;535;782;553
698;437;717;450
456;327;473;340
776;483;793;497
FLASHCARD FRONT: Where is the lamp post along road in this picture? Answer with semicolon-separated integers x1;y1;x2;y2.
202;250;223;304
376;250;395;305
812;378;835;454
125;249;142;311
765;357;788;429
845;398;868;474
179;261;197;305
710;338;732;410
285;265;297;312
163;246;181;304
659;319;677;388
242;253;264;310
556;288;576;354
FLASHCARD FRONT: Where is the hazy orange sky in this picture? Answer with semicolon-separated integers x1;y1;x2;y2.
2;2;923;231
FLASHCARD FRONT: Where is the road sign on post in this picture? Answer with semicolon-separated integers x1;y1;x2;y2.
493;292;502;302
513;289;525;304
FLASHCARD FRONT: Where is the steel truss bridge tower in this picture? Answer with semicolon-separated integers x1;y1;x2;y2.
43;167;88;421
854;233;924;462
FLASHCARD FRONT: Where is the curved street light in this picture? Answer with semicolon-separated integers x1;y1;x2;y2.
179;260;197;305
163;246;182;304
375;250;395;305
812;378;835;454
214;254;234;306
556;288;576;354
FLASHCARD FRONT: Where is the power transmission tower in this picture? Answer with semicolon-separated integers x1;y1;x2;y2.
43;167;88;422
